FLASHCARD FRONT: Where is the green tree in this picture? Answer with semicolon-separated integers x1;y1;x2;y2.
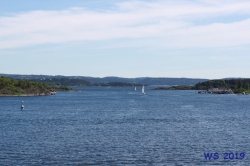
246;83;249;92
237;79;243;89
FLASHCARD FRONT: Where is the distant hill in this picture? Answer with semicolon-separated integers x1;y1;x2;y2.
91;82;143;86
0;74;208;86
31;78;91;86
130;77;208;86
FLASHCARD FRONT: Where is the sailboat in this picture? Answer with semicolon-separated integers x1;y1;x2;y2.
142;86;145;94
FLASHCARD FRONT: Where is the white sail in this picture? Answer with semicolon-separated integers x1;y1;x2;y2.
142;86;145;94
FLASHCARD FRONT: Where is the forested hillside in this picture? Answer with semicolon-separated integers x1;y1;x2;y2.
0;76;72;95
195;79;250;93
154;79;250;94
32;78;91;86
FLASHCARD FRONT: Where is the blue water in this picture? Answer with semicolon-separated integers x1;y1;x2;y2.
1;86;250;166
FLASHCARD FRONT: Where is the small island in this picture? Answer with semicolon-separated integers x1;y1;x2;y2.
0;76;73;96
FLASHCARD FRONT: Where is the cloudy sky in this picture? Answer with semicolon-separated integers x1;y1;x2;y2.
1;0;250;79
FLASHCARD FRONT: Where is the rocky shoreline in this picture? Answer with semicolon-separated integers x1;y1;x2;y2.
0;92;53;97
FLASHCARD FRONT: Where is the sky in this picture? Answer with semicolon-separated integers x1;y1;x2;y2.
0;0;250;79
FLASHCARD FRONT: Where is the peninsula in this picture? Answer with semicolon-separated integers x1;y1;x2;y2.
0;76;72;96
154;79;250;94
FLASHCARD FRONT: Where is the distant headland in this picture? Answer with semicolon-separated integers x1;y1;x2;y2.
154;79;250;94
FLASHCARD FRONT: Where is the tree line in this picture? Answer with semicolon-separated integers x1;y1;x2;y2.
154;78;250;94
33;78;144;87
195;79;250;93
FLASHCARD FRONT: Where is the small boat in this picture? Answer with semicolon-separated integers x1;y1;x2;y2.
135;87;136;91
142;85;145;94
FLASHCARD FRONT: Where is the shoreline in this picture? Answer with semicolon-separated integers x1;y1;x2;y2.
0;89;79;97
0;93;51;97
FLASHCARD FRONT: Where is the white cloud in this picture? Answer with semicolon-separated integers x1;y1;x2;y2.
0;0;250;49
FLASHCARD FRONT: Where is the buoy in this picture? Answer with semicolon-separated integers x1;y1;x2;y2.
21;101;24;110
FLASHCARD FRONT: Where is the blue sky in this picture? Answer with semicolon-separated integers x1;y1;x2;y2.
1;0;250;79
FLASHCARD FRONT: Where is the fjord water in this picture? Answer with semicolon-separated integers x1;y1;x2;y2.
1;87;250;166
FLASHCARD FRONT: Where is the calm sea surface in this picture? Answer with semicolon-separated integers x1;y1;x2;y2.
1;86;250;166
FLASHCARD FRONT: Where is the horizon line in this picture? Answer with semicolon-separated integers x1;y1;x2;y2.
1;73;249;80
